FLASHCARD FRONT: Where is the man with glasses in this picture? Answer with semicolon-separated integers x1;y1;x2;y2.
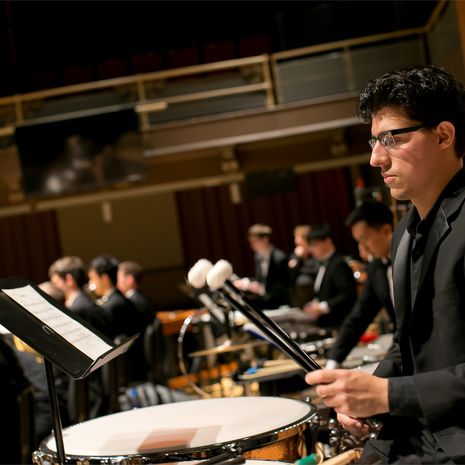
325;200;395;369
306;65;465;463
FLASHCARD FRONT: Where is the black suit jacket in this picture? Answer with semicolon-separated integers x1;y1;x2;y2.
327;259;395;363
100;290;141;339
372;170;465;462
254;247;290;308
69;291;112;338
314;252;357;328
100;290;148;382
128;289;155;328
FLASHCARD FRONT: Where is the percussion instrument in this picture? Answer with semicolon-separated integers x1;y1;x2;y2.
33;397;318;465
188;340;268;357
342;333;393;371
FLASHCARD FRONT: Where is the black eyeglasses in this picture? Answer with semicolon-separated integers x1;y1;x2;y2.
369;124;426;150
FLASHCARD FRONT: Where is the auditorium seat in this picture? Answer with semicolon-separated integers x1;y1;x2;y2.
63;64;94;86
204;40;236;63
144;318;170;385
97;58;129;80
168;46;200;69
239;35;271;57
21;69;61;92
131;51;164;74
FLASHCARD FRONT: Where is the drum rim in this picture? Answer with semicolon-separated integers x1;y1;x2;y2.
33;401;316;465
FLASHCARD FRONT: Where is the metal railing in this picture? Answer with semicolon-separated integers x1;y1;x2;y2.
0;1;449;138
271;27;428;104
0;55;274;135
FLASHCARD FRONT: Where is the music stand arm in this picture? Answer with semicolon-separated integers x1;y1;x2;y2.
44;358;65;465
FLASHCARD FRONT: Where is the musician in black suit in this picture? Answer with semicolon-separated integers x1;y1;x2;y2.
306;66;465;463
88;255;147;383
325;201;395;368
288;224;319;308
303;224;357;329
50;256;115;419
117;260;156;328
49;256;111;337
234;224;290;309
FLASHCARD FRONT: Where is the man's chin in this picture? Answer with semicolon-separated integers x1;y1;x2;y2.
389;188;408;201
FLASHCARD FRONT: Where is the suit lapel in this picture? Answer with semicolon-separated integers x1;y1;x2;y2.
393;227;410;328
413;186;465;310
412;208;449;311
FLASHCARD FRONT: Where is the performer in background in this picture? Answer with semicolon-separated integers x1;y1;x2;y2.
88;255;147;383
0;337;31;464
306;65;465;464
325;200;395;368
117;260;156;326
49;256;111;337
49;256;112;420
303;224;357;330
234;223;290;309
288;224;319;308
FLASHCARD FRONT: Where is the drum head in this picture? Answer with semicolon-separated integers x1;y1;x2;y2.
38;397;315;463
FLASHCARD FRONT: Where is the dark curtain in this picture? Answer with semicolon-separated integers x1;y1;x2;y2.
0;210;62;284
176;167;356;278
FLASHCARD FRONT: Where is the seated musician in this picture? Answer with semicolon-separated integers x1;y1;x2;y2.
233;224;291;309
288;224;319;308
302;224;357;330
325;200;395;368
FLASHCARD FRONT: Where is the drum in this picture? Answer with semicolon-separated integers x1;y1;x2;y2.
33;397;318;465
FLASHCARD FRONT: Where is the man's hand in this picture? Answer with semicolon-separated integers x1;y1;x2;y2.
303;300;326;319
247;280;265;295
336;413;370;438
305;368;389;418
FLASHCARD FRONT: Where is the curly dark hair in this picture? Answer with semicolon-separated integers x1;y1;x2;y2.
357;65;465;157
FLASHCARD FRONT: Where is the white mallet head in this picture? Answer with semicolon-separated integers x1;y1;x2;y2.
187;259;213;289
207;259;233;290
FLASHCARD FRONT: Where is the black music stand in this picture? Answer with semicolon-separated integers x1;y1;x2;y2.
0;276;138;465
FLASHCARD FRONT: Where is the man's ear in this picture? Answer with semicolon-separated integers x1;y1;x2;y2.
436;121;455;151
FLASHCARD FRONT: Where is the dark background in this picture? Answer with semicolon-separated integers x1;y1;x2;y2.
0;1;437;95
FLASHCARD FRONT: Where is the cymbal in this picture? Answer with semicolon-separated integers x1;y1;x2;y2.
188;339;268;357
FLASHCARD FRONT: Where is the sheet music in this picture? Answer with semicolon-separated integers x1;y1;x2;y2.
3;285;112;360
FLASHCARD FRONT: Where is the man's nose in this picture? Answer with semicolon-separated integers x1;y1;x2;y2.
370;142;389;168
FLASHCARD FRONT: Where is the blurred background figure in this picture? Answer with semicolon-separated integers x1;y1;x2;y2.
117;260;156;327
288;224;319;308
325;200;395;368
303;224;357;330
42;134;98;195
49;257;113;420
233;223;290;309
49;256;111;337
88;255;148;384
0;336;31;464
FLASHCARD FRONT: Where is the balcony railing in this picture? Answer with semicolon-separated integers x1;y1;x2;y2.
0;0;450;140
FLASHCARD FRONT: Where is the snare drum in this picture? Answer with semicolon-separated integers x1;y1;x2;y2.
33;397;317;465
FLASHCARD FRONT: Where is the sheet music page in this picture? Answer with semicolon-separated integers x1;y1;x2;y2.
3;284;112;360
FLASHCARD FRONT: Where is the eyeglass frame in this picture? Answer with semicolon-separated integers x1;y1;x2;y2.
369;124;426;150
